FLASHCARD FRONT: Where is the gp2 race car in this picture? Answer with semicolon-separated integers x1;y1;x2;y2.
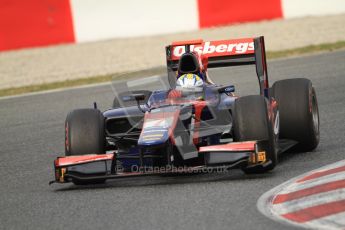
50;36;319;185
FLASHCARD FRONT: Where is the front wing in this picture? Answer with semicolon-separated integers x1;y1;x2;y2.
50;140;269;184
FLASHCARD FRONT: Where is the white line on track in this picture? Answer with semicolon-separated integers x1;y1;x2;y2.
0;81;112;101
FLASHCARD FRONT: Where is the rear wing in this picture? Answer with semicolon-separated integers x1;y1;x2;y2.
165;36;269;97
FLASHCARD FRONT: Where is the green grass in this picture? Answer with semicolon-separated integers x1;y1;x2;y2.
0;75;113;98
266;40;345;59
1;40;345;97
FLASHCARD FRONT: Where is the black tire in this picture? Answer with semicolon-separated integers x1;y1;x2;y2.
65;109;105;156
112;90;152;108
233;95;277;173
272;78;319;151
65;109;106;185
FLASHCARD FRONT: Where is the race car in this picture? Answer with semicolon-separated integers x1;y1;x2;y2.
50;36;319;185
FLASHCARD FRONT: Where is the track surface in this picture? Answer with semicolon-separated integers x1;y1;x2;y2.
1;51;345;230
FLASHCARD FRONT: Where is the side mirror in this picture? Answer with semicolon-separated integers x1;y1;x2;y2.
217;85;235;94
133;93;146;101
121;93;146;102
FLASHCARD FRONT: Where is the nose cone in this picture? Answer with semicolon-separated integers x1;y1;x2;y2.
138;128;169;146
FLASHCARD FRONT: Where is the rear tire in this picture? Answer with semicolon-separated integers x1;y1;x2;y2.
233;95;277;174
65;109;106;185
272;78;319;151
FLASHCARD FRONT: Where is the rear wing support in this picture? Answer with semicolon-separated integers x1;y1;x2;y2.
254;37;269;97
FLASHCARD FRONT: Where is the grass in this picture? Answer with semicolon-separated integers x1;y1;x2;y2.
0;75;113;98
266;40;345;59
1;40;345;98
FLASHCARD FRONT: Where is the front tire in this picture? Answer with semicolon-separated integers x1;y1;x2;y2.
65;108;106;156
233;95;277;174
65;109;106;185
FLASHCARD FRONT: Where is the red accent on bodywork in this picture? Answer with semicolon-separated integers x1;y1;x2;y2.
192;101;207;145
199;141;256;152
269;98;278;120
141;110;180;143
65;122;69;152
201;56;208;71
55;154;114;167
167;90;182;99
141;100;208;145
170;38;254;60
197;0;283;28
271;99;278;109
172;39;203;46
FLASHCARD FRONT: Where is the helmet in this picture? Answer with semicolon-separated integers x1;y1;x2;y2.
178;52;201;76
176;73;204;92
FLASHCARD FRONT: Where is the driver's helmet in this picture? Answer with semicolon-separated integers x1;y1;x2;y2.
176;73;204;92
177;52;205;81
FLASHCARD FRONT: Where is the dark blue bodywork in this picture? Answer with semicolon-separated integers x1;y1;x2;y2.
103;85;236;170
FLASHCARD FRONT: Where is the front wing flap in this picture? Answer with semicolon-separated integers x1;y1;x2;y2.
199;140;268;166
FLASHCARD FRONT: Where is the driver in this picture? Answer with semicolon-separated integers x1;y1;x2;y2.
176;52;215;85
176;73;204;91
168;52;215;100
168;73;205;100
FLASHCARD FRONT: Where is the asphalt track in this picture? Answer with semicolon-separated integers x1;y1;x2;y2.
1;50;345;230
